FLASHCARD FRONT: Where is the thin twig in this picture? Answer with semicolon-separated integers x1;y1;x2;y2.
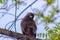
14;0;17;32
0;7;6;10
16;0;38;19
5;21;14;29
0;12;14;16
5;18;22;29
57;0;59;8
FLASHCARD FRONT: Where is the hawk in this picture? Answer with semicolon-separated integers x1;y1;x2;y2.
21;12;37;37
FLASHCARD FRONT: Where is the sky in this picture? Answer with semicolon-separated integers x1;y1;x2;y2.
0;0;60;40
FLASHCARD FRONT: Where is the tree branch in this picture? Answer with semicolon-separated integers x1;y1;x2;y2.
0;28;41;40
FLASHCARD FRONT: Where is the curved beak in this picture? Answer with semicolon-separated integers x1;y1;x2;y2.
29;16;33;18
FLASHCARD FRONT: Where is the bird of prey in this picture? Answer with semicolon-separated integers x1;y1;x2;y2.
21;12;37;37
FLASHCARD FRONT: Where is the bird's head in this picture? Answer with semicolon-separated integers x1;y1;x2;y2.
24;12;34;20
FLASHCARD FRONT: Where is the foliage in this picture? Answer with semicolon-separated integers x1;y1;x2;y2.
0;0;2;3
35;6;58;24
37;22;60;40
34;0;60;40
47;22;60;40
46;0;55;5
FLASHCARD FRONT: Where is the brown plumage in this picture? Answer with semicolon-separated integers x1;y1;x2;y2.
21;12;37;37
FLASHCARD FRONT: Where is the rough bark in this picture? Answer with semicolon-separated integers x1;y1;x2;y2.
0;28;41;40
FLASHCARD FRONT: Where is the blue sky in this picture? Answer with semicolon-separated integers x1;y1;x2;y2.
0;0;60;40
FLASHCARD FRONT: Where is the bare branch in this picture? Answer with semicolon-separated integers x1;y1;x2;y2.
0;28;41;40
0;12;14;16
16;0;38;19
0;8;6;10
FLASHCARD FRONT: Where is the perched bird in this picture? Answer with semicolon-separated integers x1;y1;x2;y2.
21;12;37;37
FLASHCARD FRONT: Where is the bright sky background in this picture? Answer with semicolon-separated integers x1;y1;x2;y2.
0;0;60;40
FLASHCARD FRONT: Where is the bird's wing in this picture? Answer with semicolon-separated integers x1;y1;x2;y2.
26;21;37;34
21;21;27;33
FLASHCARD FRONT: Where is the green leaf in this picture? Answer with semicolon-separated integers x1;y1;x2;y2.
49;12;54;18
45;26;49;31
43;16;52;23
42;33;45;38
46;0;55;5
45;34;48;38
0;0;2;3
52;6;59;13
37;33;41;37
35;12;44;18
48;29;53;34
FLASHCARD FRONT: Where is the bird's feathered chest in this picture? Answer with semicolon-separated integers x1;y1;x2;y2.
21;19;37;30
21;20;34;26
